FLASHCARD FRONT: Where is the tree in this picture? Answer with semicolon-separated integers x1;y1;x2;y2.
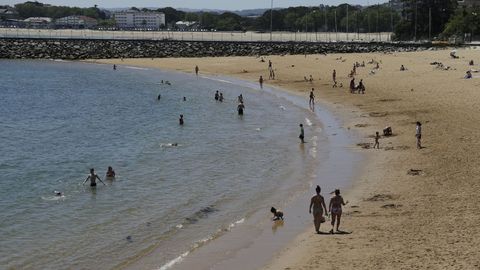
393;0;457;40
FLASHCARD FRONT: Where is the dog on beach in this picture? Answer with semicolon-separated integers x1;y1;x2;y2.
271;207;284;221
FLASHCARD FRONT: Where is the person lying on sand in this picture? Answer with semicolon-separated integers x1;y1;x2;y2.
465;70;473;79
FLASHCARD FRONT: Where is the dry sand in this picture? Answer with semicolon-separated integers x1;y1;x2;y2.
94;47;480;269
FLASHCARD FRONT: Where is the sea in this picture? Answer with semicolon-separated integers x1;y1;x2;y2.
0;60;358;270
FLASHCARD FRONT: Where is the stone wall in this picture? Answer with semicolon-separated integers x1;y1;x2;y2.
0;38;439;59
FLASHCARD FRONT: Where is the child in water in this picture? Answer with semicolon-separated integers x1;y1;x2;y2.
271;207;284;221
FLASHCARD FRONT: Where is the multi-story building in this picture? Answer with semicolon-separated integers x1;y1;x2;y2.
55;15;98;29
24;17;52;28
114;11;165;29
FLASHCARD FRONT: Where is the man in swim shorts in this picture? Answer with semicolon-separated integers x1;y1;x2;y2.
83;168;105;187
329;189;348;233
309;185;328;233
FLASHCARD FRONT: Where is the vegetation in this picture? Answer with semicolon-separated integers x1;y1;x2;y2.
392;0;457;40
443;6;480;41
13;1;107;19
3;1;480;41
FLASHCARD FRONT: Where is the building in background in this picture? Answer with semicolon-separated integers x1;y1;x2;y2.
24;17;52;28
114;11;165;29
458;0;480;7
175;21;200;30
55;15;98;29
0;7;18;20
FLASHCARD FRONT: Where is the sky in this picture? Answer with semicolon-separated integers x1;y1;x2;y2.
2;0;388;10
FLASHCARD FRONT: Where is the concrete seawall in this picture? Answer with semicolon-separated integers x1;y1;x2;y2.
0;38;437;59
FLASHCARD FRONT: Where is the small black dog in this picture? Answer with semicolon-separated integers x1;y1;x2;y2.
271;207;284;221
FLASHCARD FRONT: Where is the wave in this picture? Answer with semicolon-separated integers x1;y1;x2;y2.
124;66;150;71
155;217;245;270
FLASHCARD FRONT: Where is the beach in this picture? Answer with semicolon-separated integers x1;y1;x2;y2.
95;47;480;269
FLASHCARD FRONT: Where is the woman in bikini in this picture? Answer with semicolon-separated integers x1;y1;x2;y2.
329;189;348;233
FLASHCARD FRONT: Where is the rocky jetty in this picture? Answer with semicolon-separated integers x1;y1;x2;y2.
0;38;438;60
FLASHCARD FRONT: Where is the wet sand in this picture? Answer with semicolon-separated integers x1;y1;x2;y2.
94;47;480;269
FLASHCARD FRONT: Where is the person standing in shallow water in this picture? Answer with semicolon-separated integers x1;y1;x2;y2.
309;88;315;108
309;185;328;234
215;91;219;101
179;115;184;125
83;168;105;187
195;65;199;77
299;124;305;143
329;189;348;233
237;102;245;115
106;166;115;179
259;76;264;89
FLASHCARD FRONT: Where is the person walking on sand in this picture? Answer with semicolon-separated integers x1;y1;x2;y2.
416;121;422;149
332;69;336;83
309;88;315;108
259;76;264;89
195;65;199;77
329;189;348;233
374;131;380;149
83;168;105;187
299;124;305;143
309;185;328;234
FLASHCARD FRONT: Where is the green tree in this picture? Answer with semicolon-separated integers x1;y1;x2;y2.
393;0;457;40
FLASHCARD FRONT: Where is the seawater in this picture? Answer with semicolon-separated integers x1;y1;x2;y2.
0;60;320;270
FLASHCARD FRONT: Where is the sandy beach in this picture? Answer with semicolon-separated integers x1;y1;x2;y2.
95;47;480;269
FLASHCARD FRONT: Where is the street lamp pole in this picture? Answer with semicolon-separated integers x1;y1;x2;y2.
346;4;349;41
270;0;273;41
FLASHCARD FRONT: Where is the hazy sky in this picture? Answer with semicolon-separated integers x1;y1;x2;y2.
2;0;388;10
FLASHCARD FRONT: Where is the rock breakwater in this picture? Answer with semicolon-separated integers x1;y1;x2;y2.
0;38;438;59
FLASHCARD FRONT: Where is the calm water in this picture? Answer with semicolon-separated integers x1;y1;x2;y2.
0;60;320;270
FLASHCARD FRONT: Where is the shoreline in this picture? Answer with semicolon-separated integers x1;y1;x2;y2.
93;48;480;269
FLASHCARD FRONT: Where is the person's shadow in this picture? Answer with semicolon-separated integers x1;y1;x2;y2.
334;230;352;235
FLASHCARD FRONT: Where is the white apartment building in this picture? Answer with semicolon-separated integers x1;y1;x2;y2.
114;11;165;29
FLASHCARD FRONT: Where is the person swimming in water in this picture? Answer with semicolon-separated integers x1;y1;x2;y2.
83;168;105;187
179;114;184;125
106;166;115;179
